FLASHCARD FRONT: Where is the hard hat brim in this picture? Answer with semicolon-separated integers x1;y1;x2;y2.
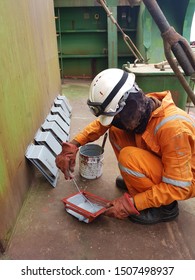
99;115;114;126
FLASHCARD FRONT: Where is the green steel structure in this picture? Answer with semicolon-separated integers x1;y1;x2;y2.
54;0;140;78
0;0;61;252
54;0;195;79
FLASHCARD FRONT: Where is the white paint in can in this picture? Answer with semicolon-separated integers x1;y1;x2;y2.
79;144;104;179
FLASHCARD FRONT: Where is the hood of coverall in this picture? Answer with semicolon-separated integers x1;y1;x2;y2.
112;90;160;133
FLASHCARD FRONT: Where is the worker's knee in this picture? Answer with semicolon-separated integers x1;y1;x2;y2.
109;126;136;149
118;146;140;166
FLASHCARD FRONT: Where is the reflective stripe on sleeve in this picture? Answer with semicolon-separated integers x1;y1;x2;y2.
154;115;195;135
110;139;121;152
162;176;191;187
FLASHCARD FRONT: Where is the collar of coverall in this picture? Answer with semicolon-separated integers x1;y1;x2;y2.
150;96;162;111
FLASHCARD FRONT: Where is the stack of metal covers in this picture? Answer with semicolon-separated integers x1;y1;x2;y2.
25;95;72;187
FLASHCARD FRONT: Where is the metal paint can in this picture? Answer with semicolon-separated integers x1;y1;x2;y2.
79;144;104;179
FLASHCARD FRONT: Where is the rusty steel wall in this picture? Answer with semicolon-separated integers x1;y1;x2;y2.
0;0;61;251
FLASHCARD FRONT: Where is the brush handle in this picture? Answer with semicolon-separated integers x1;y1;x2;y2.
101;132;108;152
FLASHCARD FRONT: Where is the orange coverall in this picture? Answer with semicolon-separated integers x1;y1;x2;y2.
74;91;195;211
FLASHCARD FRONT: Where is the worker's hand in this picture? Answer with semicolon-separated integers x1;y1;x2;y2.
104;193;139;219
55;142;79;180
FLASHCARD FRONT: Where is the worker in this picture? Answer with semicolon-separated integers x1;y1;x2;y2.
56;68;195;224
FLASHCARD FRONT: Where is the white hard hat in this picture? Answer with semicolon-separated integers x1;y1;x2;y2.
87;68;135;126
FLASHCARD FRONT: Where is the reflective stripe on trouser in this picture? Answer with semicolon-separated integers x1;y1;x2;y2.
109;126;194;210
118;146;162;196
109;126;162;193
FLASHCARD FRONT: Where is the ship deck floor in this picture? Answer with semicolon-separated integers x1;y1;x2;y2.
2;79;195;261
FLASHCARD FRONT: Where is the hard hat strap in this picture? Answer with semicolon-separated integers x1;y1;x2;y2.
101;71;128;111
